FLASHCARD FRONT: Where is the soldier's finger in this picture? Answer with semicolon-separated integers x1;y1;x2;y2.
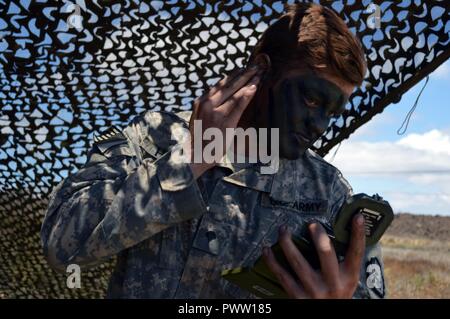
203;66;260;109
217;74;261;118
190;71;237;128
262;247;307;299
308;223;340;288
344;214;366;279
198;68;246;103
278;226;319;295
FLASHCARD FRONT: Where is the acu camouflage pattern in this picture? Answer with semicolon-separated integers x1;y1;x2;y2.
40;110;386;299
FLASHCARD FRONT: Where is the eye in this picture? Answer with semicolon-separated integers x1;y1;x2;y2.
303;96;320;108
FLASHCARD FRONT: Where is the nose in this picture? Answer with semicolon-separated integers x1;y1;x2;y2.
305;109;330;137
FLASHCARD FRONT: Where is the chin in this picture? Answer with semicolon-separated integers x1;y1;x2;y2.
280;146;307;160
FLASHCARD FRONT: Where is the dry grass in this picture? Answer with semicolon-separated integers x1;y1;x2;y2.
383;257;450;298
381;233;450;298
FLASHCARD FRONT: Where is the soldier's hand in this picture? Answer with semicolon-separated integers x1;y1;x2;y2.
188;63;265;179
262;214;366;299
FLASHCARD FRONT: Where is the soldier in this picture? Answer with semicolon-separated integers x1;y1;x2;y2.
41;3;386;299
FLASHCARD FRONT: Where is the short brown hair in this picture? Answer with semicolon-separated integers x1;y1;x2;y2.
249;3;367;86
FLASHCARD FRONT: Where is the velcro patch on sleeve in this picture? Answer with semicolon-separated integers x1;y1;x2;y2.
93;126;125;144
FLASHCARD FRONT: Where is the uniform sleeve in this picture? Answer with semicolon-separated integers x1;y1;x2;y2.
330;169;387;299
40;111;207;272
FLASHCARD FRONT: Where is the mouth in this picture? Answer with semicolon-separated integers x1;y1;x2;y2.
291;132;312;144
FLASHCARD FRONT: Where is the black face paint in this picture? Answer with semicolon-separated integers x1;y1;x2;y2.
269;74;349;160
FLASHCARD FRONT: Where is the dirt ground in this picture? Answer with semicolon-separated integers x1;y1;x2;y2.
381;213;450;298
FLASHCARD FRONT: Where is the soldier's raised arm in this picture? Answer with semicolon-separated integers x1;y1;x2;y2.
40;63;264;273
40;111;207;272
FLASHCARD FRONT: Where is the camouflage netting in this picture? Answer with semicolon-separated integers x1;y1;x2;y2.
0;0;449;298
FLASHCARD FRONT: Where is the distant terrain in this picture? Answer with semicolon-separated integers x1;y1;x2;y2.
381;213;450;298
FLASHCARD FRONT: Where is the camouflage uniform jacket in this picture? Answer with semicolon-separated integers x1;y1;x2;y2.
41;110;386;299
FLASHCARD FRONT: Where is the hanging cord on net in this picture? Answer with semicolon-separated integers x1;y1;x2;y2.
397;75;429;135
329;142;342;163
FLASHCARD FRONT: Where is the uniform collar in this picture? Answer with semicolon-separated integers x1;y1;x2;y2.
221;150;327;202
217;151;255;172
134;111;329;201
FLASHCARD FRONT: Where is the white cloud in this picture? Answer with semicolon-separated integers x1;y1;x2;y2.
397;129;450;155
326;129;450;216
327;129;450;173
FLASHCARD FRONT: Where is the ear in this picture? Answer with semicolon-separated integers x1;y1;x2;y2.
253;53;272;71
250;53;275;86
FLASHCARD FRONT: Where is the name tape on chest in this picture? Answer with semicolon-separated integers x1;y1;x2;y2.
264;196;328;213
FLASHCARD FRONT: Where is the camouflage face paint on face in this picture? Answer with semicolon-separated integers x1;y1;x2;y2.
269;74;349;160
